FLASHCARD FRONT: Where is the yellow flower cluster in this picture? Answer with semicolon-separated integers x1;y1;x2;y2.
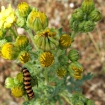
40;52;54;67
0;4;16;29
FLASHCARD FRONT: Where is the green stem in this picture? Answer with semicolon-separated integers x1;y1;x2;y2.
59;93;71;105
71;31;78;40
9;27;17;39
44;68;49;85
88;32;100;57
26;29;36;49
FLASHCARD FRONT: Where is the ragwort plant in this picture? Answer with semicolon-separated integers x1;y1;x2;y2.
0;0;102;105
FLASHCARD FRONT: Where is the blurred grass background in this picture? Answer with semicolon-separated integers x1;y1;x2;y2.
0;0;105;105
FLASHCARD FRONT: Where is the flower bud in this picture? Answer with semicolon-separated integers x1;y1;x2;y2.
1;42;17;60
56;67;67;78
81;0;95;14
58;54;68;65
59;34;72;48
89;9;102;22
5;77;15;89
68;61;83;79
14;72;23;84
16;35;29;49
84;20;95;32
16;17;26;28
75;101;84;105
40;52;54;67
17;2;31;17
11;86;24;98
78;21;86;32
72;8;84;20
27;10;48;32
71;92;86;105
18;51;30;64
68;49;80;61
34;28;60;51
70;17;79;32
86;99;95;105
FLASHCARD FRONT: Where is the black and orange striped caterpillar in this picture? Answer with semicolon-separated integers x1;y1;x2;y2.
22;67;34;99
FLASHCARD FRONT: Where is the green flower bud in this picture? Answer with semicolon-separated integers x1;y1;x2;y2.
71;92;84;105
14;72;23;84
56;67;67;78
16;17;26;28
34;28;60;51
89;9;102;22
16;35;29;50
27;10;48;32
70;17;79;32
86;99;95;105
75;100;84;105
84;20;95;32
78;21;86;32
58;54;68;65
5;77;15;89
81;0;95;14
72;8;84;20
68;49;80;61
79;95;88;103
68;61;83;79
17;2;31;17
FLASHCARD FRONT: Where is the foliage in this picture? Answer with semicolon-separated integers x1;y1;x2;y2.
0;0;102;105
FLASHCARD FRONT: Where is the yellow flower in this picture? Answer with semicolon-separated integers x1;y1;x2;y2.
17;2;30;17
59;34;72;48
56;68;67;78
1;42;15;60
11;86;24;98
0;4;16;29
27;10;48;32
19;51;30;64
16;35;29;49
40;52;54;67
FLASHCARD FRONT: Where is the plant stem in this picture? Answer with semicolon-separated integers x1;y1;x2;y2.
44;68;49;85
71;31;78;40
88;32;101;57
59;93;71;105
26;29;36;49
10;27;17;39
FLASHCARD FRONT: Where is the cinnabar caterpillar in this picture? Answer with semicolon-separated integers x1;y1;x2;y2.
22;68;34;99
